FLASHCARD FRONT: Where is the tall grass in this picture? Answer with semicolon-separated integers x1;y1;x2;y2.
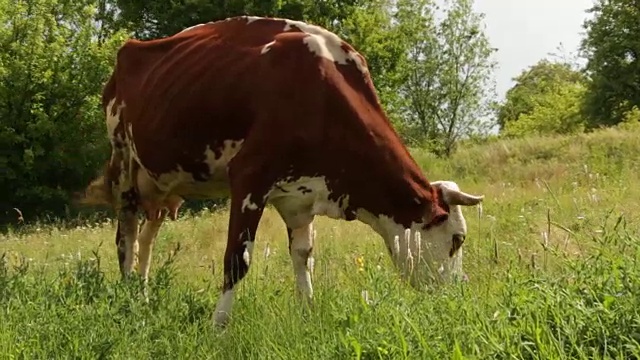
1;127;640;359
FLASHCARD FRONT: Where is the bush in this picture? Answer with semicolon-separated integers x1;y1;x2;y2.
0;0;128;224
502;82;587;137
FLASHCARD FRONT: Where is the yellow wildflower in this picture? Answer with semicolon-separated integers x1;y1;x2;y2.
355;255;365;272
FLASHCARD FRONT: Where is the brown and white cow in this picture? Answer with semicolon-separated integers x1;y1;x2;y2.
79;15;484;326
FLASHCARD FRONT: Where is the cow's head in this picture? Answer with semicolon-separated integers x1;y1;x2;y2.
375;180;484;288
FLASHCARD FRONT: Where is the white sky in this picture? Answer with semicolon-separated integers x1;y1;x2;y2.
472;0;595;101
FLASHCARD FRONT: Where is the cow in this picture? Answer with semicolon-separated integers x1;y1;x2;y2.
78;15;484;327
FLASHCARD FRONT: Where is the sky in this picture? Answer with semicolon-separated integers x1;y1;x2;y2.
472;0;595;102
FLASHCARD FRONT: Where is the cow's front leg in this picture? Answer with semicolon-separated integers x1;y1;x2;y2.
116;188;139;277
213;191;266;327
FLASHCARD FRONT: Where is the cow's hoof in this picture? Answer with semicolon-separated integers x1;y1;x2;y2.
212;311;231;328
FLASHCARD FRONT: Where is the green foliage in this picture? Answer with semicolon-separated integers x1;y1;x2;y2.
498;59;586;131
0;0;128;223
411;126;640;187
502;81;587;137
495;58;590;138
395;0;497;155
616;105;640;131
112;0;367;40
581;0;640;127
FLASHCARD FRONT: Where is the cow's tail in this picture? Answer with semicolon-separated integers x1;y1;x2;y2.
102;71;117;112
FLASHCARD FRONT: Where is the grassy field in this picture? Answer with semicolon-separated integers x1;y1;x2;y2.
2;127;640;359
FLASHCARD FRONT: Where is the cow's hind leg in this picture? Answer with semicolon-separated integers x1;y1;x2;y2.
116;188;139;277
287;222;315;302
213;190;266;327
137;210;167;281
132;211;166;301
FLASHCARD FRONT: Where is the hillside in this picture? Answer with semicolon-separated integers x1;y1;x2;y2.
1;127;640;358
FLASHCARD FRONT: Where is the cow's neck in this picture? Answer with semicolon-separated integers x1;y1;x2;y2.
331;115;435;251
348;139;432;223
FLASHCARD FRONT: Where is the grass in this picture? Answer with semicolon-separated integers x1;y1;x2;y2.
2;126;640;359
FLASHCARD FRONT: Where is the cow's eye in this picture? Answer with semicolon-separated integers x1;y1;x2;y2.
449;234;466;257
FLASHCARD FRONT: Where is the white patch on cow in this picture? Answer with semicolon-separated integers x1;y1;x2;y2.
261;40;276;54
242;240;254;266
203;140;244;177
213;289;234;326
105;98;125;143
283;19;320;33
241;193;258;213
302;35;337;64
267;176;347;229
134;139;244;201
282;19;368;74
126;123;143;168
242;15;263;24
430;181;470;240
354;187;473;288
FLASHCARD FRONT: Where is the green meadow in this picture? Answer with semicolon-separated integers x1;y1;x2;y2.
2;127;640;359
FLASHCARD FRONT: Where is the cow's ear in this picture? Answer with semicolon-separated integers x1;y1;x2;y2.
424;200;449;229
76;176;113;206
433;181;484;207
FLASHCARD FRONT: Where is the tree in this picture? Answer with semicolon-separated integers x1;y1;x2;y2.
497;59;587;131
581;0;640;127
394;0;497;156
0;0;128;223
502;81;587;137
111;0;369;40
